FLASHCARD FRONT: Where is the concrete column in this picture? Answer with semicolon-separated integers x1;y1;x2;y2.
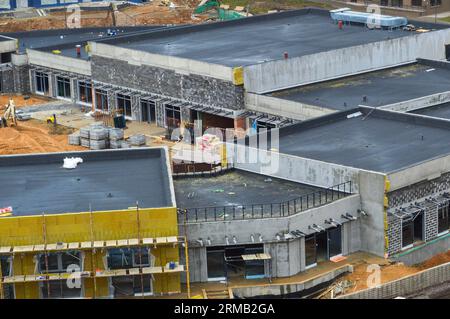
49;73;55;98
425;207;438;241
131;95;140;121
29;69;35;94
287;239;301;276
299;237;306;272
71;78;78;103
156;102;165;128
180;246;208;283
342;222;350;255
107;90;116;112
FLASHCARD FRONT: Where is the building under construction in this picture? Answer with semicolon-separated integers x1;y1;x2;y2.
0;147;188;298
0;7;449;298
2;8;450;131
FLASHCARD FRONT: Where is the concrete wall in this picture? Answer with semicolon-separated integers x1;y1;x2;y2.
0;59;30;94
91;55;244;111
27;49;91;76
182;194;360;280
338;261;450;299
229;144;388;256
244;28;450;93
183;195;360;247
388;153;450;192
380;91;450;112
358;170;387;257
90;42;234;82
0;37;16;54
245;92;336;121
179;246;208;283
393;233;450;266
231;144;361;192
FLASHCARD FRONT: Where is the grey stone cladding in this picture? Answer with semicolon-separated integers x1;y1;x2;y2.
91;55;244;111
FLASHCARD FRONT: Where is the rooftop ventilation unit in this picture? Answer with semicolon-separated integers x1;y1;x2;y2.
330;8;408;29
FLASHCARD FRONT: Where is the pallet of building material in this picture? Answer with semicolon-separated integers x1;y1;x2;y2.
80;137;90;148
89;127;108;140
109;139;122;149
68;132;81;146
90;139;107;150
80;127;90;139
128;134;146;146
120;141;130;149
108;128;124;141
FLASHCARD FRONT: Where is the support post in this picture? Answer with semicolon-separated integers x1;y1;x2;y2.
89;205;97;299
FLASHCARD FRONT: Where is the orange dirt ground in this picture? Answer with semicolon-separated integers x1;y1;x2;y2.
0;1;205;32
0;95;50;109
0;119;84;155
341;250;450;293
0;94;83;155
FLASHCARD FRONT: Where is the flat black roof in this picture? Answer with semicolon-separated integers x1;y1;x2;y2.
1;26;165;58
412;103;450;119
276;108;450;173
0;148;173;217
98;8;436;67
174;169;324;209
268;63;450;110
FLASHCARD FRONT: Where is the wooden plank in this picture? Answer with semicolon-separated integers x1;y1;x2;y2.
114;269;127;276
128;268;140;275
55;243;68;250
13;245;33;253
0;246;11;254
164;265;184;273
257;253;272;260
142;266;163;274
68;242;80;250
4;275;25;283
48;274;61;281
142;238;154;245
93;241;104;248
241;254;256;261
105;240;117;247
155;237;167;244
128;238;139;246
46;243;58;251
80;241;92;249
166;236;178;244
25;275;39;282
33;244;45;252
95;270;114;277
117;239;128;246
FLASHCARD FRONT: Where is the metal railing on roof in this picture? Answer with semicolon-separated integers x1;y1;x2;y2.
178;181;353;223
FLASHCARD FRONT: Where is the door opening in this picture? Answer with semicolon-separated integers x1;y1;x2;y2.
316;231;328;262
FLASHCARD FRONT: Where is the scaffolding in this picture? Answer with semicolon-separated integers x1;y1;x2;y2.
0;207;190;299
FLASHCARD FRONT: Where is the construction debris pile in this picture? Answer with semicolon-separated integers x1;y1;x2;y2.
69;123;147;150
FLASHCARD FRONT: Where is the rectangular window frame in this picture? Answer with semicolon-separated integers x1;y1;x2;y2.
56;76;71;99
78;80;92;105
438;203;450;235
117;93;132;118
38;251;82;274
35;71;49;96
40;279;83;299
95;89;109;113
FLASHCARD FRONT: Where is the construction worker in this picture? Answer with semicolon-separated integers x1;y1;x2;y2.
3;97;16;127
